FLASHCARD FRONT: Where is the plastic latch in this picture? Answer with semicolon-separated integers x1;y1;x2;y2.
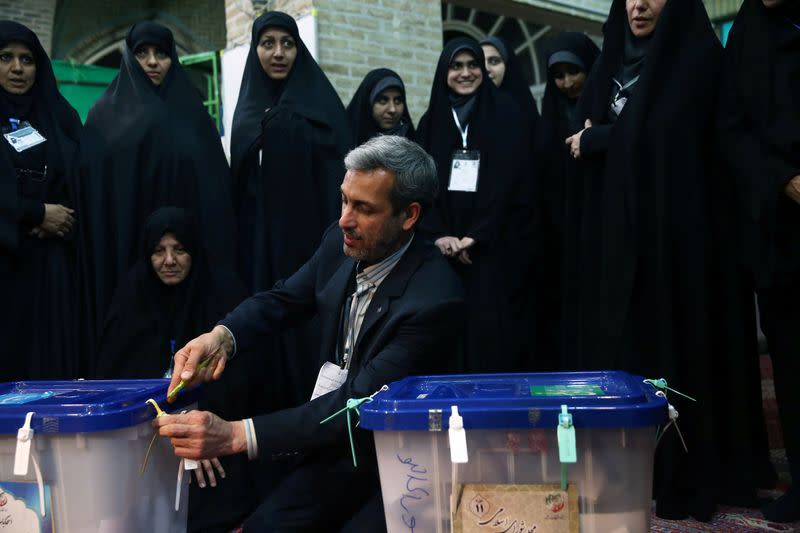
14;412;35;476
556;405;577;464
448;405;468;464
183;458;199;470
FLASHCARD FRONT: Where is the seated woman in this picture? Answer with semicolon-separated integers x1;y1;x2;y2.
0;20;81;381
94;207;257;532
346;68;415;144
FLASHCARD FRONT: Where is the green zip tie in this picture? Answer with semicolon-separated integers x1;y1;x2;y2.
643;378;697;402
561;464;568;491
320;385;388;468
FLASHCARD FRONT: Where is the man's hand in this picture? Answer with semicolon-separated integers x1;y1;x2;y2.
167;326;232;403
191;458;226;488
40;204;75;238
785;175;800;205
154;410;247;460
565;119;592;160
435;236;462;257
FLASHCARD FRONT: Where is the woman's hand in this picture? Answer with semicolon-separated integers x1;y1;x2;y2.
39;204;75;238
435;236;462;257
565;119;593;160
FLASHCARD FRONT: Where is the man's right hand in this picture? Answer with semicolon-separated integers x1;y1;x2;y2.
167;326;233;403
785;175;800;205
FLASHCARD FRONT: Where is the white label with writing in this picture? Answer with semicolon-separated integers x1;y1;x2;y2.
310;362;348;400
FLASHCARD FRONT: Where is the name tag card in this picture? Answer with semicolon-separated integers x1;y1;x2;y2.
310;361;348;400
449;150;481;192
3;123;46;153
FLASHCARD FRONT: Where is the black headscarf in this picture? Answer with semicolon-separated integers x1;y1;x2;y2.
718;0;800;288
417;37;531;374
95;207;245;379
479;35;540;133
0;21;82;382
76;21;236;357
230;11;352;291
562;0;771;519
346;68;415;145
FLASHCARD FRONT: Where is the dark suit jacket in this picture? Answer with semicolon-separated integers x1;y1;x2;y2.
220;224;465;462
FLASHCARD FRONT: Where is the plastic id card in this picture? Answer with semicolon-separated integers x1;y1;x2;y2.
448;150;480;192
3;122;46;153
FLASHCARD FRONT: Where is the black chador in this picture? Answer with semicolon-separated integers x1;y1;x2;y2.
417;38;531;373
0;21;82;380
230;12;352;407
534;32;599;369
76;22;236;367
718;0;800;522
346;68;415;145
562;0;770;520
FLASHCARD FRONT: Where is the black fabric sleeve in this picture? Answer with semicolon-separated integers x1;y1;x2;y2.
19;200;44;225
579;124;613;158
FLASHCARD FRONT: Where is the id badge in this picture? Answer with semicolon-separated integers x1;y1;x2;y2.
310;361;348;400
3;122;46;153
611;95;627;116
448;150;480;192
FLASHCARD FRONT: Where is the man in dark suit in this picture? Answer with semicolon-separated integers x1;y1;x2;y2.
155;135;465;531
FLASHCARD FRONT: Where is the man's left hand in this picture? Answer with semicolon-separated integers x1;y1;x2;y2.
155;410;247;461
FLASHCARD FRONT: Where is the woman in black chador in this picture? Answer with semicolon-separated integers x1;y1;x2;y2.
479;36;540;137
76;22;236;369
534;32;599;369
94;207;260;532
346;68;415;145
0;21;81;381
417;38;530;373
230;11;352;406
718;0;800;522
562;0;771;520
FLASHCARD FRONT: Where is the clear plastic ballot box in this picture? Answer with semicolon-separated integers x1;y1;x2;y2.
360;371;668;533
0;379;199;533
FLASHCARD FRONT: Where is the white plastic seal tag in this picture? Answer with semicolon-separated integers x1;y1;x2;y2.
448;405;468;464
557;404;577;464
14;412;34;475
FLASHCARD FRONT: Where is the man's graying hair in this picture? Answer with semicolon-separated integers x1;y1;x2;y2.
344;136;438;214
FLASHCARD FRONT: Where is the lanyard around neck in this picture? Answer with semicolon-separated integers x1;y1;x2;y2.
451;107;469;149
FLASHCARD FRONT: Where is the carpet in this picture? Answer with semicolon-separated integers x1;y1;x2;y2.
650;355;799;532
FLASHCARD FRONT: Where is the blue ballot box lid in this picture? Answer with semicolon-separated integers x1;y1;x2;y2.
0;379;200;434
360;371;668;431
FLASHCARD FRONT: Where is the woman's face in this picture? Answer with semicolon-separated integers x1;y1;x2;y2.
151;232;192;286
447;50;482;96
551;63;588;100
135;44;172;86
0;42;36;95
481;44;506;87
626;0;667;38
257;27;297;80
371;87;405;130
